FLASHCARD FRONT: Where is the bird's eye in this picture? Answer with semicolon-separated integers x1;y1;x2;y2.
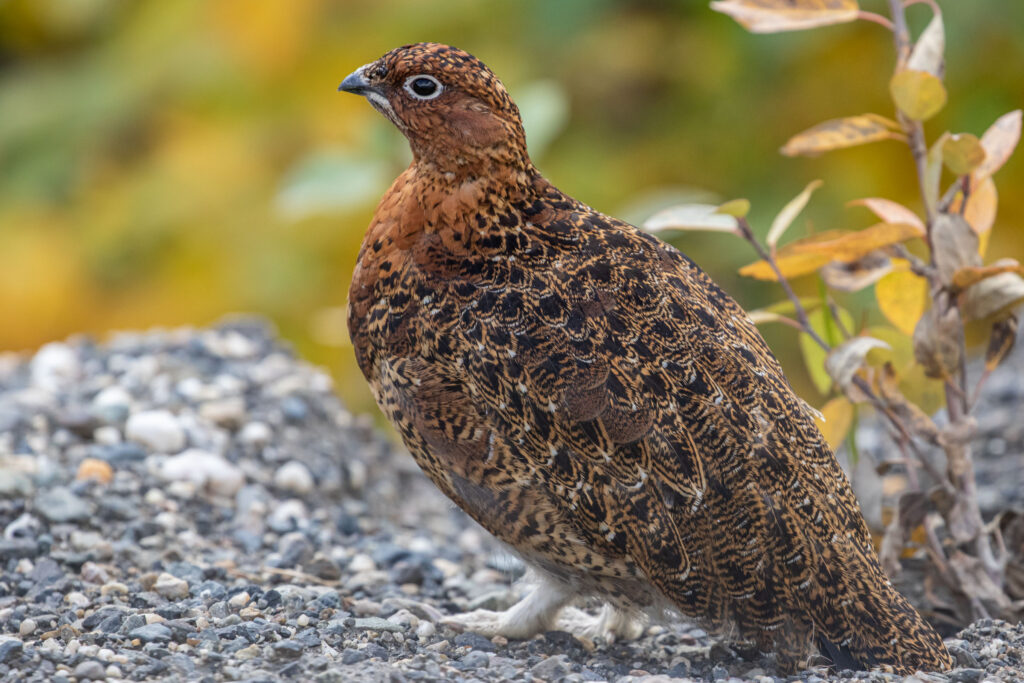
404;75;443;100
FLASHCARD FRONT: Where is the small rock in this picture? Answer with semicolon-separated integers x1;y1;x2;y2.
153;572;189;599
238;421;273;447
75;458;114;484
34;487;92;523
0;637;23;663
949;670;986;683
160;448;245;497
274;460;315;495
352;617;405;633
19;618;37;636
531;654;571;680
199;397;246;428
126;410;186;453
272;639;305;659
461;649;490;668
92;385;132;421
72;660;106;680
30;341;80;391
228;591;250;608
129;623;172;643
235;643;261;660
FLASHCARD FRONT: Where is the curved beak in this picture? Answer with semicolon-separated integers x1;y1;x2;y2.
338;65;377;96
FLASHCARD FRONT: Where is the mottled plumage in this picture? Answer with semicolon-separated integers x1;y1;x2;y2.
340;43;952;674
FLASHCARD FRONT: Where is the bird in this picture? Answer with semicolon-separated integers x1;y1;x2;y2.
339;42;953;675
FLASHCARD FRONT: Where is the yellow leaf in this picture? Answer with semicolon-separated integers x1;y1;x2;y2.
738;230;848;281
792;222;922;262
890;70;947;121
974;110;1022;183
799;306;855;395
716;198;751;218
815;396;854;450
710;0;859;33
943;133;986;176
876;270;928;336
781;114;904;157
847;198;926;235
949;177;998;239
768;179;822;248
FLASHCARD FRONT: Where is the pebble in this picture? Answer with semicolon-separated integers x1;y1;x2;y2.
34;486;92;523
0;637;24;663
75;457;114;484
274;460;315;495
160;448;245;497
126;409;186;453
228;591;250;608
129;623;172;643
30;342;79;392
19;618;37;636
72;660;106;680
153;572;190;599
238;421;273;447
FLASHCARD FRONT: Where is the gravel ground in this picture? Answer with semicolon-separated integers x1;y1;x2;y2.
0;318;1021;682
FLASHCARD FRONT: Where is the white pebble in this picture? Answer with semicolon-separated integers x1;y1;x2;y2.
93;425;122;445
296;614;310;627
30;342;80;392
348;553;377;573
238;421;273;447
153;572;189;600
19;618;36;636
160;448;245;497
93;385;132;411
228;591;250;608
127;410;186;453
416;621;436;638
274;460;314;495
199;397;246;427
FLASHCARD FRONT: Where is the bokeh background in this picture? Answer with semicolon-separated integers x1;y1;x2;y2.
1;0;1021;418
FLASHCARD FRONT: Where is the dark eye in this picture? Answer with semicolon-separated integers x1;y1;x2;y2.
404;75;443;100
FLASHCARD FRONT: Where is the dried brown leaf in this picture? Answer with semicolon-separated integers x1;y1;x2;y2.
821;252;893;292
932;212;982;285
826;336;890;393
913;305;962;381
962;272;1024;321
985;314;1019;373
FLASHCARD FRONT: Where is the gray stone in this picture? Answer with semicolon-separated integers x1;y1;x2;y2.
72;660;106;680
0;637;23;663
351;617;405;633
34;487;92;523
129;623;172;643
531;654;571;680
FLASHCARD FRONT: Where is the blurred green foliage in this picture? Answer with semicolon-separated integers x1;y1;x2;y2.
1;0;1021;417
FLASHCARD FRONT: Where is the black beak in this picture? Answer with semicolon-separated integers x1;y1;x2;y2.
338;67;375;96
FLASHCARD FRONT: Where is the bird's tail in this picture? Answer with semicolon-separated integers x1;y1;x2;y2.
802;543;952;674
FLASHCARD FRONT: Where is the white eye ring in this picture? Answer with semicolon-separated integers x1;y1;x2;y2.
403;75;443;100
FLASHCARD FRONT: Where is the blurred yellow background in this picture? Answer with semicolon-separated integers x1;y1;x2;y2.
1;0;1021;417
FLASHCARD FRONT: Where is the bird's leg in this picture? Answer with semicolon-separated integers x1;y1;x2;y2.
443;577;571;640
554;603;647;643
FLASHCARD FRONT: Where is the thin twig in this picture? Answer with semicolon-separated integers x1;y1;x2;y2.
857;11;895;30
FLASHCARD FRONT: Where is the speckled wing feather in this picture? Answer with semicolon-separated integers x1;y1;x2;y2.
342;42;952;675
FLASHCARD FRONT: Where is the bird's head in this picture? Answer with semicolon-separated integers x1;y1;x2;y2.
339;43;531;178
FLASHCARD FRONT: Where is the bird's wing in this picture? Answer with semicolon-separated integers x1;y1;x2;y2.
413;206;875;635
